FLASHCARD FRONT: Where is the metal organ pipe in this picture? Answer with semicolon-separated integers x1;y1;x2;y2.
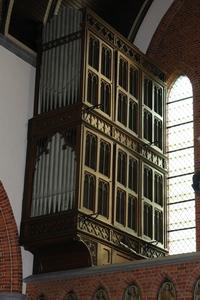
31;7;82;216
38;7;82;113
31;131;76;217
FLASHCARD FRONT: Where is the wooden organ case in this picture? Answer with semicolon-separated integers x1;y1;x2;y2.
20;7;168;274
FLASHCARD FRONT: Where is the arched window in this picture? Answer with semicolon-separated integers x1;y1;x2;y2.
193;278;200;299
123;284;141;300
93;287;109;300
158;281;176;300
167;75;196;254
64;291;77;300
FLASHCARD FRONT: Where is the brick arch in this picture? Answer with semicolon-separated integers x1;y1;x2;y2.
147;0;200;251
0;181;22;293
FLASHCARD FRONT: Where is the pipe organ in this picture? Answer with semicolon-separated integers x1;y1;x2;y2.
20;6;167;274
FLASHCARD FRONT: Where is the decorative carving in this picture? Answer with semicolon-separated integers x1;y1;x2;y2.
83;111;167;170
82;112;112;136
141;243;165;258
125;237;139;253
36;137;50;160
158;281;176;300
113;128;138;152
115;37;140;63
78;215;110;241
77;214;166;259
81;237;97;265
42;31;82;51
111;231;123;246
123;284;141;300
86;12;165;81
140;145;166;170
87;14;114;43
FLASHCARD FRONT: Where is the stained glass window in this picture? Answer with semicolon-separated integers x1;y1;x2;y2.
167;75;196;254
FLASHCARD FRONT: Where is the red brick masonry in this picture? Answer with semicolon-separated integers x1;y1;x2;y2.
0;181;22;293
25;252;200;299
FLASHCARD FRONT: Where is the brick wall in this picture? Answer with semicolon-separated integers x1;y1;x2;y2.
25;253;200;299
0;181;22;293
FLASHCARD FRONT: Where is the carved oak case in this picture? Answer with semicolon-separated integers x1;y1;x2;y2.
20;6;167;274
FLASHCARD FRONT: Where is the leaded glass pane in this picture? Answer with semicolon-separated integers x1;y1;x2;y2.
168;200;195;230
168;228;196;254
167;75;195;255
168;75;192;102
167;122;193;151
168;148;194;177
167;174;194;203
167;97;193;127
